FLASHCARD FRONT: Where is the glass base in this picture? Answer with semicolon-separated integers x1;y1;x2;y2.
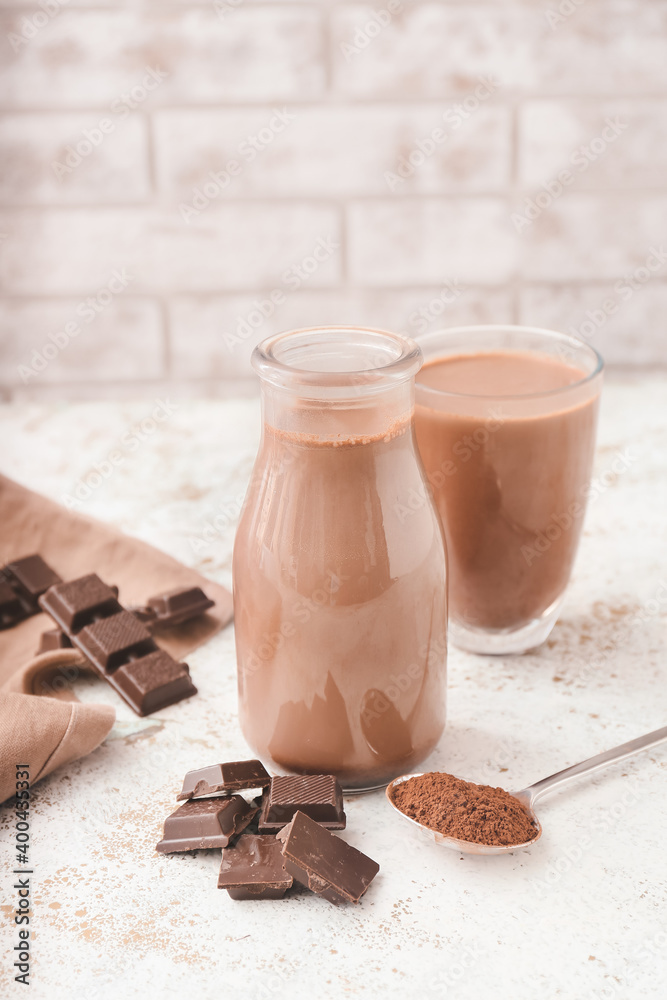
449;595;565;655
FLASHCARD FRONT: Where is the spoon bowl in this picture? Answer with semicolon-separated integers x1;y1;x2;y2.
386;722;667;855
386;773;543;855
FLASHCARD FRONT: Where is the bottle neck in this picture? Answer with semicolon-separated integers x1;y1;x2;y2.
260;381;415;444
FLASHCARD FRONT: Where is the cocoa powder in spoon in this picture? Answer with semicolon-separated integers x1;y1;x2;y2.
390;772;537;847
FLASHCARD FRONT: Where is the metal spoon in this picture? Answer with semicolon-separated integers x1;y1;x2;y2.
386;723;667;855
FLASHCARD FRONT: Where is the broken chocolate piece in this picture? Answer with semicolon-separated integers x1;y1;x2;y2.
146;586;215;627
6;554;62;609
277;811;379;905
156;796;257;853
77;610;156;672
39;573;121;633
177;760;271;800
258;774;345;832
218;834;293;899
111;650;196;716
37;629;73;654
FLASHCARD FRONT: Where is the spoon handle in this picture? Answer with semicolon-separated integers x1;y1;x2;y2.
524;723;667;804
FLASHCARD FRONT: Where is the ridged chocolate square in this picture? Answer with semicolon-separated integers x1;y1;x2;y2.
147;586;215;626
39;573;121;633
218;835;293;899
156;796;257;853
112;650;197;715
77;610;156;672
258;775;345;832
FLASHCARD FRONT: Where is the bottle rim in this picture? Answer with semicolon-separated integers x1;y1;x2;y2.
252;326;423;393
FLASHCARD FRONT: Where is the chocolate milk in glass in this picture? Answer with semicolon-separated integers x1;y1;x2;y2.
414;327;603;654
233;328;448;790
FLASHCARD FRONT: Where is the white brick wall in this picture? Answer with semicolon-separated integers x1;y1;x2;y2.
0;0;666;398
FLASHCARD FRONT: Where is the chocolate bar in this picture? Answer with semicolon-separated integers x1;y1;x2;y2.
39;574;197;716
218;835;293;899
156;796;257;853
258;775;345;832
131;586;215;628
177;760;271;800
277;811;379;905
1;554;62;629
37;629;73;654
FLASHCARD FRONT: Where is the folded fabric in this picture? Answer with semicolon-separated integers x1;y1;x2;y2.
0;473;234;804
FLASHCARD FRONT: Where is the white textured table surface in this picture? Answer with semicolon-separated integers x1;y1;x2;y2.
1;376;666;1000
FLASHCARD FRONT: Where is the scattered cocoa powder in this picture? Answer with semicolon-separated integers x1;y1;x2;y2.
390;772;538;847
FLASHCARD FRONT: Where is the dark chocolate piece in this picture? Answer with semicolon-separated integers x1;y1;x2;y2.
111;650;197;716
258;775;345;832
6;555;62;608
37;629;73;654
177;760;271;800
39;574;197;716
77;610;156;672
218;835;293;899
156;796;257;853
0;580;26;629
277;811;379;905
146;586;215;627
39;573;121;634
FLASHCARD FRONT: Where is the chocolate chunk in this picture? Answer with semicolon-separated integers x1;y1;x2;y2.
177;760;271;800
156;796;257;853
258;775;345;832
39;573;121;634
111;650;197;716
37;629;73;654
146;586;215;627
77;610;156;673
6;555;62;608
0;580;25;629
277;811;379;905
218;834;293;899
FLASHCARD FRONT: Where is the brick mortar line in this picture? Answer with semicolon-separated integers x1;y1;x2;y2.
3;95;667;113
4;192;667;210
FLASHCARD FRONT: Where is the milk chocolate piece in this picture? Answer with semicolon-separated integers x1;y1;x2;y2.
77;610;156;672
37;629;73;653
112;650;197;716
177;760;271;800
0;580;26;629
218;835;293;899
156;796;257;853
6;555;62;608
146;586;215;627
277;811;379;905
258;775;345;832
39;573;121;633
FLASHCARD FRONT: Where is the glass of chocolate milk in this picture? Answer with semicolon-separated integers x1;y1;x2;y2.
233;327;448;790
414;325;603;655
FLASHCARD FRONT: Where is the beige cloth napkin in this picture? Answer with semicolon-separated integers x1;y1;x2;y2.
0;473;234;804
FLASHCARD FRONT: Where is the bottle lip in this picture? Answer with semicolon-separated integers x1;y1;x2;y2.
252;326;423;394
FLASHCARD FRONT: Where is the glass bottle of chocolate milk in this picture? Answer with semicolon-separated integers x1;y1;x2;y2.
233;327;448;791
